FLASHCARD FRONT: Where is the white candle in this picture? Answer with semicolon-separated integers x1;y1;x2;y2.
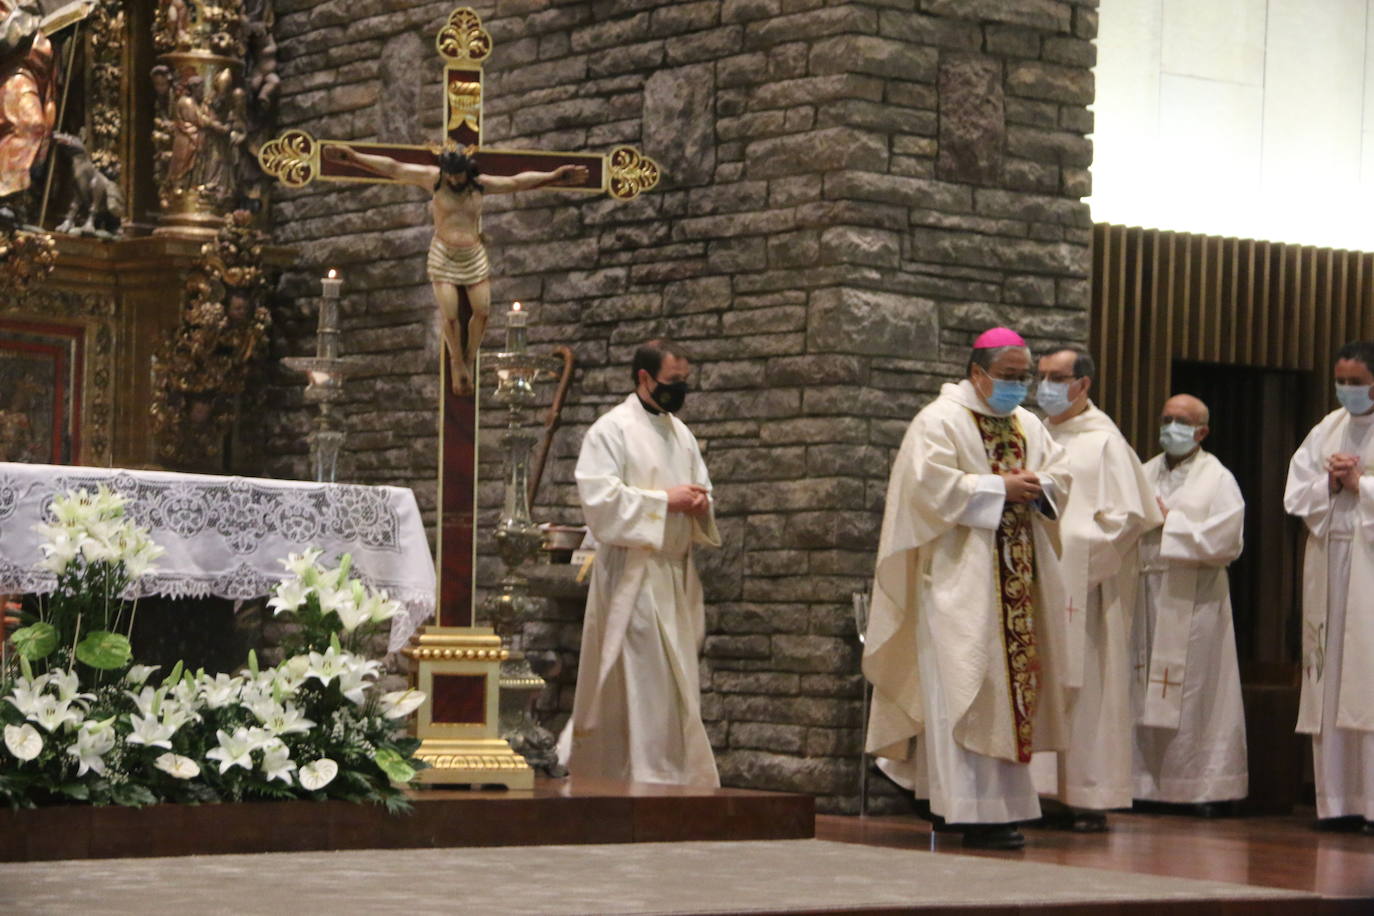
508;301;527;327
321;268;342;299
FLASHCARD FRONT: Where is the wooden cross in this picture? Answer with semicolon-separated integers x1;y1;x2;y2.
257;7;659;629
1149;666;1183;699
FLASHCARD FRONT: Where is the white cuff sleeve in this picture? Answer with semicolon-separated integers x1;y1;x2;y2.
957;474;1006;530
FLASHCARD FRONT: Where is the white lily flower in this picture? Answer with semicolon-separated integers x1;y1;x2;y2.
305;646;350;686
279;547;324;578
197;673;243;709
169;678;199;710
125;686;162;719
364;590;402;624
125;664;161;687
5;673;52;717
124;538;164;579
260;742;297;784
379;689;426;719
28;695;83;733
126;712;177;749
298;757;338;791
159;700;199;731
48;669;94;705
252;700;315;736
36;528;85;575
205;727;257;774
4;723;43;761
268;577;313;616
336;665;373;706
67;719;116;776
332;594;370;632
154;752;200;780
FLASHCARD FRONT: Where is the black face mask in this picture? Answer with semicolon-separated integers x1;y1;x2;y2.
651;379;689;413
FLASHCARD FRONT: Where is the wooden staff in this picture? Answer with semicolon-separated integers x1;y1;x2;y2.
528;345;575;505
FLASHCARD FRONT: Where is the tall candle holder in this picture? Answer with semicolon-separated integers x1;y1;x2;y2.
482;303;565;775
282;271;366;482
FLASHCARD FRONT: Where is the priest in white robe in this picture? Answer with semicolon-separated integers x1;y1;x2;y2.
557;339;722;787
864;327;1072;850
1284;341;1374;832
1132;394;1248;809
1029;346;1163;831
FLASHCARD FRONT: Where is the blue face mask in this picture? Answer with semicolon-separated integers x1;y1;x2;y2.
1159;422;1198;457
984;377;1028;414
1336;383;1374;416
1036;380;1073;417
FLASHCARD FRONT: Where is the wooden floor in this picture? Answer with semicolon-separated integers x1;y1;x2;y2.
817;807;1374;907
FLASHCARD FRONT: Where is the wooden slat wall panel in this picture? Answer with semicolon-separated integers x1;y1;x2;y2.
1091;223;1374;454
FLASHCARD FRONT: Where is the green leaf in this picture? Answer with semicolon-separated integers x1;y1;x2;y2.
247;649;259;677
162;660;184;687
59;781;91;801
374;748;417;784
74;631;133;670
10;622;58;661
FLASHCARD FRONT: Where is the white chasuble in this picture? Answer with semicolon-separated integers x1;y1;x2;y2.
1031;404;1163;810
1132;449;1248;803
556;394;722;787
1284;408;1374;819
864;381;1072;823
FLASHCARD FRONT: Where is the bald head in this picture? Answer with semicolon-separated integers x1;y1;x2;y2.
1162;394;1209;427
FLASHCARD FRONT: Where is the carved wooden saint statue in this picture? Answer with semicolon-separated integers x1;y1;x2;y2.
0;0;56;222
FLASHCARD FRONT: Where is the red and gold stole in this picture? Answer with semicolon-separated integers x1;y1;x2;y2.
973;412;1039;763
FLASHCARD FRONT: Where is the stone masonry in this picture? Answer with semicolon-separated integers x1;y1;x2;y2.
260;0;1096;813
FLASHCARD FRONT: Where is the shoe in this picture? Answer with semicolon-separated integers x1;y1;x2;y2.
1070;811;1109;833
1316;816;1365;833
1363;820;1374;836
960;824;1026;850
1189;802;1229;818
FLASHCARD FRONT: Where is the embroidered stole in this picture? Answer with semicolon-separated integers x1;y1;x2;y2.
973;412;1040;763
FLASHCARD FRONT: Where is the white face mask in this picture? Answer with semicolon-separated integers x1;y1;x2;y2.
1159;422;1198;457
1036;380;1073;417
1336;383;1374;416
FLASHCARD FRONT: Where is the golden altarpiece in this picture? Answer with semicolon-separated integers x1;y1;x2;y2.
0;1;283;473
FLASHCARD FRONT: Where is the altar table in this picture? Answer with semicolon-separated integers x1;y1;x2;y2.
0;463;436;651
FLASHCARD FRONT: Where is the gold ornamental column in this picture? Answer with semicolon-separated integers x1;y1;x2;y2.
151;1;246;240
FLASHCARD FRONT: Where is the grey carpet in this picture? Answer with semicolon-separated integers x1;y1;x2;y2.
0;838;1312;915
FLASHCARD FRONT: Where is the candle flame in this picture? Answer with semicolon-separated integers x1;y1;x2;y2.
512;301;522;312
327;269;337;279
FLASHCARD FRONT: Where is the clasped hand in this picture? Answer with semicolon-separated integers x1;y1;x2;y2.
999;468;1042;504
667;484;710;517
1327;452;1363;493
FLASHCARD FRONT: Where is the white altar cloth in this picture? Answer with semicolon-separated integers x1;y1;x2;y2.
0;463;436;651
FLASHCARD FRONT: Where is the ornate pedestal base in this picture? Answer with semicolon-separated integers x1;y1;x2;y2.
404;627;533;789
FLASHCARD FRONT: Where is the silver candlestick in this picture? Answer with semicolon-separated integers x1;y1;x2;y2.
282;271;365;482
482;303;565;775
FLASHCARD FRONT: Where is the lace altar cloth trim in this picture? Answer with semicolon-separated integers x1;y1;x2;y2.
0;463;436;652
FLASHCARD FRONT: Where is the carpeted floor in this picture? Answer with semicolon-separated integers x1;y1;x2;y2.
0;838;1314;915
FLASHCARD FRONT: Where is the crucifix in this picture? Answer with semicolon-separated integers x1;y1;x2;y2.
257;7;660;786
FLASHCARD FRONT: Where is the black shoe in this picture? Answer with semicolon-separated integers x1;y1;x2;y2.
1070;810;1109;832
1189;802;1229;819
960;823;1026;849
1316;816;1365;833
1363;820;1374;836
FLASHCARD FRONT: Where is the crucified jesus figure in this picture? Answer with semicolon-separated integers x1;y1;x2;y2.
322;144;588;395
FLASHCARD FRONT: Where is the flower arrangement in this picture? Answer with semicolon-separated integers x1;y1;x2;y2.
0;487;425;811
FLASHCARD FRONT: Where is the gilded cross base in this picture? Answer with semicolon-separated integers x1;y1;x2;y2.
404;627;534;789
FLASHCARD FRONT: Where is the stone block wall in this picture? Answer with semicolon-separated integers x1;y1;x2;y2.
261;0;1096;813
